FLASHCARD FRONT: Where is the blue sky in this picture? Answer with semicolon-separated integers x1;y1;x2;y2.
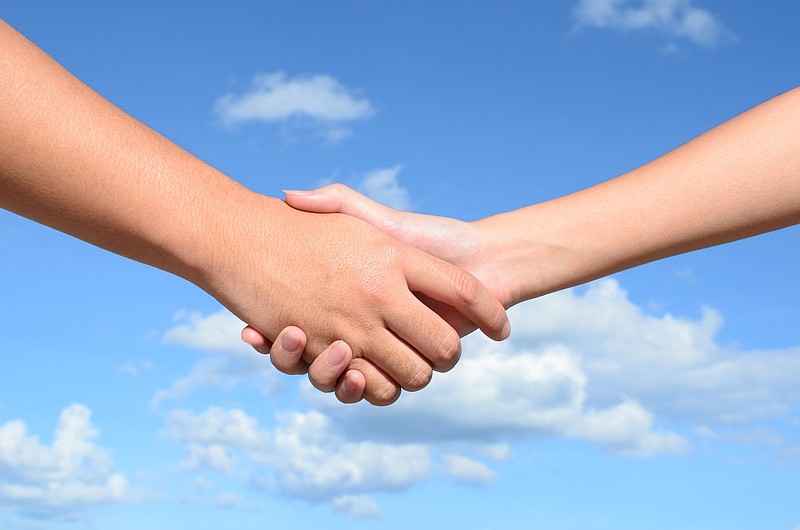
1;1;799;529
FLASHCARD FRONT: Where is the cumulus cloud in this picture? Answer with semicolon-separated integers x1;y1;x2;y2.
441;454;498;485
331;495;381;518
165;407;430;514
162;279;800;512
154;310;279;406
506;280;800;424
214;72;373;141
306;279;798;457
164;310;252;354
356;165;412;210
0;404;130;519
312;338;687;458
572;0;733;48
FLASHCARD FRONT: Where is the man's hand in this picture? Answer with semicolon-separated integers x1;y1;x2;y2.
241;185;521;402
200;196;509;406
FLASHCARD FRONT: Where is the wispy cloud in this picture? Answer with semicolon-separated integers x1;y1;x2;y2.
214;72;374;142
572;0;733;49
0;404;131;519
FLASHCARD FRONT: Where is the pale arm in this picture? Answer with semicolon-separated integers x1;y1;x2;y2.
282;86;800;307
255;87;800;395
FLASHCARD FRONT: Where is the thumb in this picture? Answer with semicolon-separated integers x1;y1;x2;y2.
284;183;400;233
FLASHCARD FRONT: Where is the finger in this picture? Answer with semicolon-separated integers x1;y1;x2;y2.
405;250;510;342
241;325;273;355
269;326;310;376
307;340;353;393
284;184;399;232
416;292;480;338
348;357;401;406
387;295;463;373
335;369;367;404
355;328;434;393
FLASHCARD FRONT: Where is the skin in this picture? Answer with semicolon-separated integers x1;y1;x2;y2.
248;86;800;402
0;19;510;406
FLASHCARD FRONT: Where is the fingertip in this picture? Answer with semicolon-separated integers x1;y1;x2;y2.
269;326;309;375
278;326;305;354
499;319;511;341
335;370;366;404
241;325;272;354
325;340;351;367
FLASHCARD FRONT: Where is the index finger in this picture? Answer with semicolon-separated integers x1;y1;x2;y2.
404;250;510;342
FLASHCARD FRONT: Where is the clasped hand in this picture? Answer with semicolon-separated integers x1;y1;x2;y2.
239;187;514;405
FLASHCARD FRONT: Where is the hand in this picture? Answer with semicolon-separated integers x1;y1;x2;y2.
198;195;509;406
284;184;518;311
242;184;521;400
244;326;366;403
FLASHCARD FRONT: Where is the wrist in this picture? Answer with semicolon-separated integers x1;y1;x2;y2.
475;199;616;306
166;174;283;294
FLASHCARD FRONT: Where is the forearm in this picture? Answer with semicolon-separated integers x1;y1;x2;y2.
0;19;261;285
481;87;800;304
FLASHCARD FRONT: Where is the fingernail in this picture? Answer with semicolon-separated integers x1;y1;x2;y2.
283;189;313;196
326;341;347;367
344;373;360;393
500;320;511;340
280;332;302;353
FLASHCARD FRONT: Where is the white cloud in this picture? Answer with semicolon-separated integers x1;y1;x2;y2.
357;165;412;210
317;165;413;210
441;454;498;485
211;492;244;508
331;495;381;518
572;0;732;48
214;72;373;141
164;310;251;354
166;408;431;509
694;426;783;446
154;310;279;406
506;280;800;425
0;404;130;519
162;279;800;511
312;338;687;457
307;279;799;457
477;444;511;461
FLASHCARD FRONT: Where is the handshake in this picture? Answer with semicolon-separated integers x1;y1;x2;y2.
239;183;519;406
2;19;799;407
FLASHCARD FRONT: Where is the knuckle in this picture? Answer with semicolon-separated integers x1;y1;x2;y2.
366;380;401;407
452;270;481;306
309;373;336;393
431;329;461;371
327;182;349;199
403;363;433;392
